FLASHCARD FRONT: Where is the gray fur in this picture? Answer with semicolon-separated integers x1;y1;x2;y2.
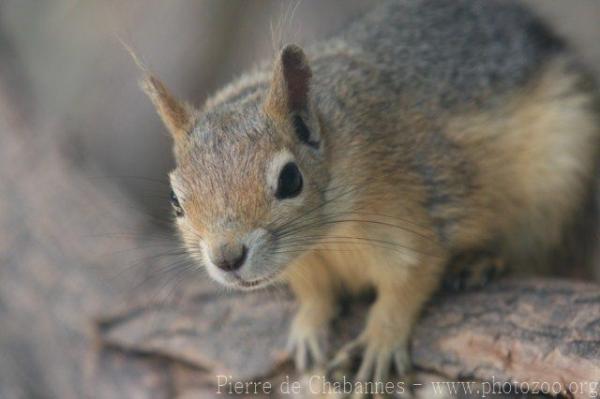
343;0;563;107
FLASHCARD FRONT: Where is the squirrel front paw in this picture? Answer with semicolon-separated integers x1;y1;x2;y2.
286;305;331;371
328;332;409;390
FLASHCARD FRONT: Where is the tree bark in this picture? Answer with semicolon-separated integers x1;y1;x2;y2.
95;278;600;399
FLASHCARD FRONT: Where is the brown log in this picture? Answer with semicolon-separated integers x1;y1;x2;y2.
413;280;600;399
96;278;600;398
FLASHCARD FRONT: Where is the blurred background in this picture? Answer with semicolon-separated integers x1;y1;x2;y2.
0;1;599;398
2;0;599;224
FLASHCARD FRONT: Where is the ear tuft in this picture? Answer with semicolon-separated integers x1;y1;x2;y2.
265;44;312;117
140;74;194;141
119;38;194;141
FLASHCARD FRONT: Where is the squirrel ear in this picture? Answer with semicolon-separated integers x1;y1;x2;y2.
265;44;312;117
140;74;194;141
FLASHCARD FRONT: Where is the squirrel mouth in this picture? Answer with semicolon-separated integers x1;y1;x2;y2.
232;272;278;290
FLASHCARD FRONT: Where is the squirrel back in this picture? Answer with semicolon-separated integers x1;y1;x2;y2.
341;0;564;108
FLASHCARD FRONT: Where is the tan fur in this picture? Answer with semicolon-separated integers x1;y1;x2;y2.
284;212;444;374
446;58;599;273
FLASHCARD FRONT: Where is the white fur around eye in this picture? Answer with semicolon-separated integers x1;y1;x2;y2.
266;149;296;193
169;172;186;201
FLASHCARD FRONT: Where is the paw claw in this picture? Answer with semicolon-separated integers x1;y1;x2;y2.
393;350;409;376
287;313;328;371
329;338;361;368
287;332;325;371
328;335;410;397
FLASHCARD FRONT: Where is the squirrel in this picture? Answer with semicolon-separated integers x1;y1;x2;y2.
138;0;600;385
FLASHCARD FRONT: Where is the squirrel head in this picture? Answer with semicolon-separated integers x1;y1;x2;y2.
143;45;331;290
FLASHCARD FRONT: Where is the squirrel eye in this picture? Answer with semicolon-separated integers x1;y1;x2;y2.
275;162;303;200
170;190;184;217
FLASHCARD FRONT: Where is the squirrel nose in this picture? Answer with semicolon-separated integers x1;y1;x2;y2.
210;242;248;272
